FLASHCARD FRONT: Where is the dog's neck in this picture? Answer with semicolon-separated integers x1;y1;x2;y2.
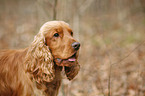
32;63;62;96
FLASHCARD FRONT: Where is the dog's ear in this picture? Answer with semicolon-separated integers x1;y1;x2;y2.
65;61;80;80
25;32;55;83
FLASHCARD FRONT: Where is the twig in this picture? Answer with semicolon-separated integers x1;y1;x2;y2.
111;40;145;66
136;63;141;96
106;52;112;96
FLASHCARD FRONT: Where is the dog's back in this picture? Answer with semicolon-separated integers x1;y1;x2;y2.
0;49;34;96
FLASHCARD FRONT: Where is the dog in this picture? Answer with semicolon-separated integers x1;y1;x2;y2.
0;21;80;96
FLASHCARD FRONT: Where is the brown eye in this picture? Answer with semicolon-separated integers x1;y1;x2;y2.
71;32;73;36
54;33;59;37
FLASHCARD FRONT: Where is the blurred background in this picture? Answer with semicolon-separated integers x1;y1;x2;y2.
0;0;145;96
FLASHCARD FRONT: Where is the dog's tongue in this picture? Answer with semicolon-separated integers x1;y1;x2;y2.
68;58;76;62
56;57;76;62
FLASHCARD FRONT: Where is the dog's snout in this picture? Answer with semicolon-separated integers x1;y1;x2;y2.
72;42;80;50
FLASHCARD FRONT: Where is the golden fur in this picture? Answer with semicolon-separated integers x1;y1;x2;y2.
0;21;80;96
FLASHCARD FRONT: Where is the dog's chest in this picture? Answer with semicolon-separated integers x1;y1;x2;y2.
33;69;62;96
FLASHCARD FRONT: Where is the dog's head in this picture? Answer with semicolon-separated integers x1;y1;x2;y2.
26;21;80;83
43;21;80;67
43;21;80;80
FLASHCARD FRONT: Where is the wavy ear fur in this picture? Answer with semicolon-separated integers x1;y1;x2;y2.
65;61;80;80
25;31;55;83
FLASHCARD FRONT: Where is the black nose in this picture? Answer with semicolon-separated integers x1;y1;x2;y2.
72;42;80;50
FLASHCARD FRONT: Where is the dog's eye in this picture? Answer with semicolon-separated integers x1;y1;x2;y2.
54;33;59;37
71;32;73;36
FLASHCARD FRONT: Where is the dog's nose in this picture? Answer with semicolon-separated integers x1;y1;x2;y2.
72;42;80;50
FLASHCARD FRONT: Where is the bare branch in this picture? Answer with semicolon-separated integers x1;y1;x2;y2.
111;40;145;66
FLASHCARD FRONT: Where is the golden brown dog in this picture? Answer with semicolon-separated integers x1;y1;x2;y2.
0;21;80;96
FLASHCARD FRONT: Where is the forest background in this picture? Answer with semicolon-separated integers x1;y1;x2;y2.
0;0;145;96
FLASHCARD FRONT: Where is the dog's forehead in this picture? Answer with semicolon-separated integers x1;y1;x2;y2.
41;21;69;29
40;21;72;34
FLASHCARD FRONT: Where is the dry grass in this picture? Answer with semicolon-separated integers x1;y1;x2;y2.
59;14;145;96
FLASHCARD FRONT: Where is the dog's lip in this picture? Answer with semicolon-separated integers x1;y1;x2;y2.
56;53;77;63
67;53;77;62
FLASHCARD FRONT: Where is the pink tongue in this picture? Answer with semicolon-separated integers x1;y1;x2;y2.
68;58;76;61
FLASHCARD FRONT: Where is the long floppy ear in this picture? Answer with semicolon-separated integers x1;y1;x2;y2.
25;32;55;83
65;61;80;80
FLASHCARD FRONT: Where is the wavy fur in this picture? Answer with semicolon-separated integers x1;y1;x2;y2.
25;31;55;83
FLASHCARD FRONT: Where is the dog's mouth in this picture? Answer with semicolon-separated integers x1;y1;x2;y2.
65;53;77;62
54;53;77;67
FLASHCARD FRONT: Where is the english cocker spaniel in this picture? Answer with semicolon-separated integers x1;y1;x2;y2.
0;21;80;96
